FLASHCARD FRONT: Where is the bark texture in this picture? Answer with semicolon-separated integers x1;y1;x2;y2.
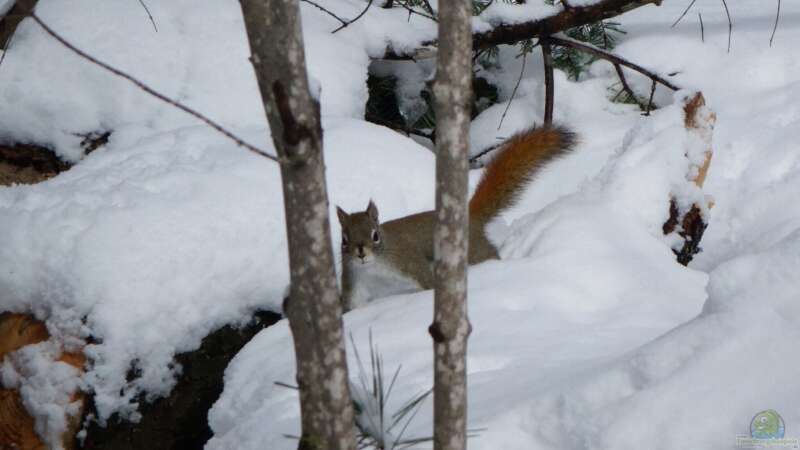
381;0;663;59
430;1;473;449
239;2;356;449
0;0;38;50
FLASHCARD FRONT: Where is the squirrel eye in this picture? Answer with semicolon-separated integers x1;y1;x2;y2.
371;230;380;243
342;234;349;246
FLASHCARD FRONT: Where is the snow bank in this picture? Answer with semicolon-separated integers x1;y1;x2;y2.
0;0;437;434
0;0;797;447
210;1;800;449
207;95;711;449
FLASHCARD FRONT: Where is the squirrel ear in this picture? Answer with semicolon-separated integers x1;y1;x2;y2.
366;200;379;222
336;206;349;227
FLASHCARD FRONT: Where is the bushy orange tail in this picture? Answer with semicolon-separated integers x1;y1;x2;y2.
469;126;576;224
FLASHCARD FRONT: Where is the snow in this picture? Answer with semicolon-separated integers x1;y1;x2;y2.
1;341;82;450
0;0;797;448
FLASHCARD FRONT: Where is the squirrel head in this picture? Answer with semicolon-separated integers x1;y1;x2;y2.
336;200;383;264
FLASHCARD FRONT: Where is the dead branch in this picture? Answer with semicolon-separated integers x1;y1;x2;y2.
613;64;646;110
541;38;554;125
136;0;158;32
548;35;680;91
395;0;437;22
720;0;732;52
28;13;283;164
420;0;436;17
497;51;528;130
332;0;375;34
670;0;696;28
699;12;704;42
769;0;780;47
301;0;349;27
644;79;656;115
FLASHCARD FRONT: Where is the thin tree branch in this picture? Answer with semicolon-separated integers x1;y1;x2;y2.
613;63;647;110
670;0;696;28
420;0;436;17
548;35;680;91
497;51;527;130
644;79;656;115
698;12;704;42
332;0;375;34
769;0;780;47
468;141;503;167
395;0;437;22
541;37;554;125
720;0;732;53
29;13;283;164
136;0;158;32
301;0;348;27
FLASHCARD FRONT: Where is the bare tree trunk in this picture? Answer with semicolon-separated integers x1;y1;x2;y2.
239;2;355;450
429;0;472;449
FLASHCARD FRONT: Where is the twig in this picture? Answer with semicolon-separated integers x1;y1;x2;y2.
332;0;375;34
720;0;732;53
0;30;14;69
644;79;656;115
301;0;348;27
498;52;527;130
395;0;437;21
136;0;158;32
548;35;680;91
613;63;646;110
541;37;554;125
769;0;780;47
469;141;503;167
698;12;704;42
420;0;436;17
670;0;696;28
29;13;283;164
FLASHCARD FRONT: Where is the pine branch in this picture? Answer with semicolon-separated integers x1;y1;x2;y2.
548;35;679;91
380;0;662;59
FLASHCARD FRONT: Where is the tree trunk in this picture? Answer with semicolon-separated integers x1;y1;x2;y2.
239;2;356;450
429;0;472;449
1;0;38;50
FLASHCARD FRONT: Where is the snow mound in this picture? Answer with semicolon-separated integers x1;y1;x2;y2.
207;97;710;450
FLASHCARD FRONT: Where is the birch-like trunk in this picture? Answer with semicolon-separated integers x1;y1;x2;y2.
430;1;473;449
239;2;355;449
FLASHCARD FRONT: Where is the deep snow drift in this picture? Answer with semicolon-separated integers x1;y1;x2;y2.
0;0;797;449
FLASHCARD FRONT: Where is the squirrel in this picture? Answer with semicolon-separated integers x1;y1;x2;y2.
336;125;576;310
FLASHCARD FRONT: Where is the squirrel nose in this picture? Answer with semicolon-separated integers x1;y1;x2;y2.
357;245;365;257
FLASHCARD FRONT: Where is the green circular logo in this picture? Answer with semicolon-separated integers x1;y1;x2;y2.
750;410;785;439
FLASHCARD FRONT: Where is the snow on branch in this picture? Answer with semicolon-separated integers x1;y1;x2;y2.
381;0;663;59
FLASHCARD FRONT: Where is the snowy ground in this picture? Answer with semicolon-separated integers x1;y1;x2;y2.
0;0;798;449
